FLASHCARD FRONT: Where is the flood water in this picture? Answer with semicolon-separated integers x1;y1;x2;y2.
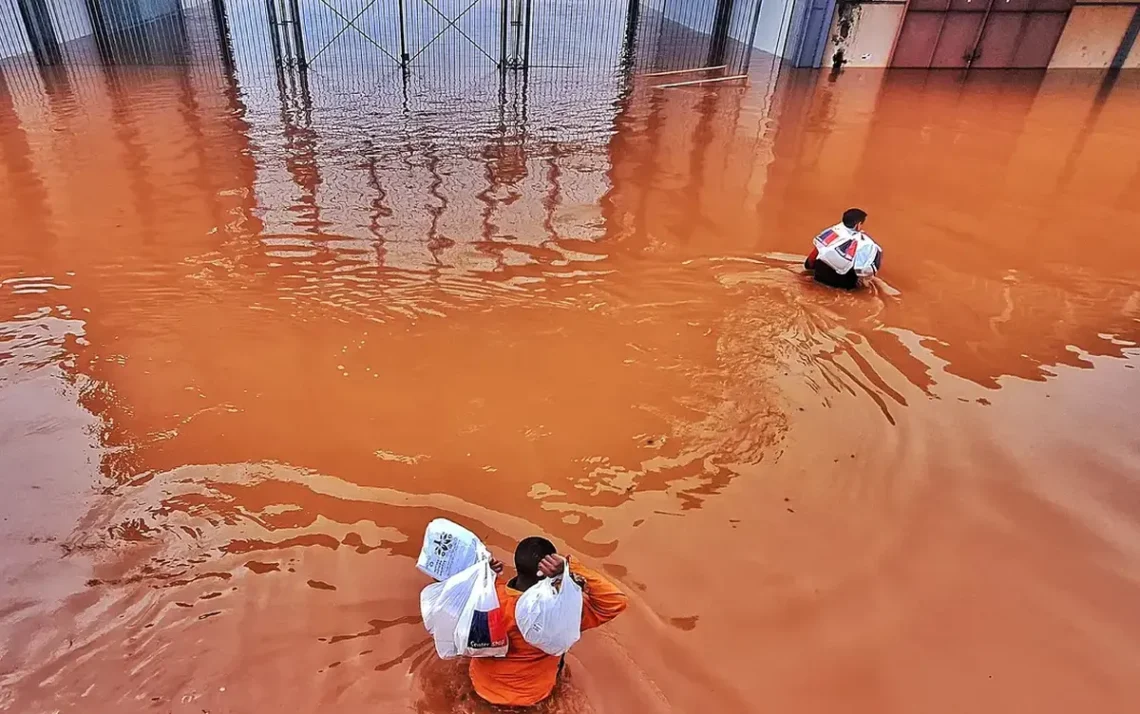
1;61;1139;714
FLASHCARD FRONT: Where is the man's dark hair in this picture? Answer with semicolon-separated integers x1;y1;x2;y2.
514;536;556;576
842;208;868;229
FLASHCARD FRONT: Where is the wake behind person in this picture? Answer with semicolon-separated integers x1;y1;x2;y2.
470;537;628;707
804;208;883;289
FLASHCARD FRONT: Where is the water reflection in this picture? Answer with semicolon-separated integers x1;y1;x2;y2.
1;58;1140;713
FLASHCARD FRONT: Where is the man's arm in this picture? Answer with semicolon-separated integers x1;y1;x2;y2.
569;560;628;630
805;245;819;269
536;554;629;630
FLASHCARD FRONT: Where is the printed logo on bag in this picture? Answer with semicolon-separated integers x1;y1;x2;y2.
432;533;454;558
466;608;508;650
817;229;840;246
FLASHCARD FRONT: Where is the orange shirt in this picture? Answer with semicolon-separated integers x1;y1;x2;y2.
468;560;628;707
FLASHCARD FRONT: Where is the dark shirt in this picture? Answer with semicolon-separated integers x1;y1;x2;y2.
804;255;858;290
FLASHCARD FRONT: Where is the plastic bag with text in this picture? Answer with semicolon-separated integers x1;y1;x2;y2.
420;558;508;659
515;558;583;656
416;518;487;581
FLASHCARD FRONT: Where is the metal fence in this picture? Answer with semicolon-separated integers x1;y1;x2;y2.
0;0;767;84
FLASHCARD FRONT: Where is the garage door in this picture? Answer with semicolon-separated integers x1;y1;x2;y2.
891;0;1074;68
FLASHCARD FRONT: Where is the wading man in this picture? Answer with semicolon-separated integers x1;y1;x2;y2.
471;537;628;707
804;208;883;289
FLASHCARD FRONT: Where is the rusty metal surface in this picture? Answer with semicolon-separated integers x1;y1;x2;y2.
931;11;984;66
892;0;1076;67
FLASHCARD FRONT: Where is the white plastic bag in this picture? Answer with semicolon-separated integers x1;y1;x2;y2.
813;223;882;279
852;235;883;278
417;518;486;581
453;559;508;658
515;558;583;656
420;558;508;659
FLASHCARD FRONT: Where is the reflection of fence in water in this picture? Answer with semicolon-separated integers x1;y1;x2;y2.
0;2;769;303
0;0;765;277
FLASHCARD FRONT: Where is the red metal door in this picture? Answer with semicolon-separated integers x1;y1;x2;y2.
973;12;1028;67
930;12;986;67
1010;10;1069;67
891;0;1073;68
892;12;945;67
989;0;1032;11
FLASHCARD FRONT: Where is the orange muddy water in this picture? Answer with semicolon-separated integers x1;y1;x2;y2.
1;64;1140;714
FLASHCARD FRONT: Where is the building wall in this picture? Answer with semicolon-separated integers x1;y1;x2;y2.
1050;4;1140;68
821;1;905;67
753;0;799;56
806;0;1140;68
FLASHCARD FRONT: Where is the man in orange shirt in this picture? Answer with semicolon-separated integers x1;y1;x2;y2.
472;537;628;707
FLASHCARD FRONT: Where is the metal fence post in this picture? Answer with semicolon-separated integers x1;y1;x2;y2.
287;0;307;69
499;0;508;70
708;0;735;67
397;0;409;68
522;0;533;69
509;0;521;67
209;0;236;71
15;0;62;66
742;0;764;73
621;0;639;66
264;0;285;67
276;0;296;65
174;0;191;64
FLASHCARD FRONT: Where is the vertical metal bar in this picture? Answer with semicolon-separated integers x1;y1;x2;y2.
133;0;158;66
499;0;508;70
209;0;236;71
707;0;734;67
621;0;639;68
111;0;135;64
15;0;62;66
655;0;668;71
741;0;764;73
397;0;409;67
284;0;307;68
276;0;295;65
174;0;191;65
510;0;521;67
401;53;409;101
152;0;173;65
264;0;284;67
106;0;126;64
1;3;26;68
41;0;70;65
522;0;532;68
